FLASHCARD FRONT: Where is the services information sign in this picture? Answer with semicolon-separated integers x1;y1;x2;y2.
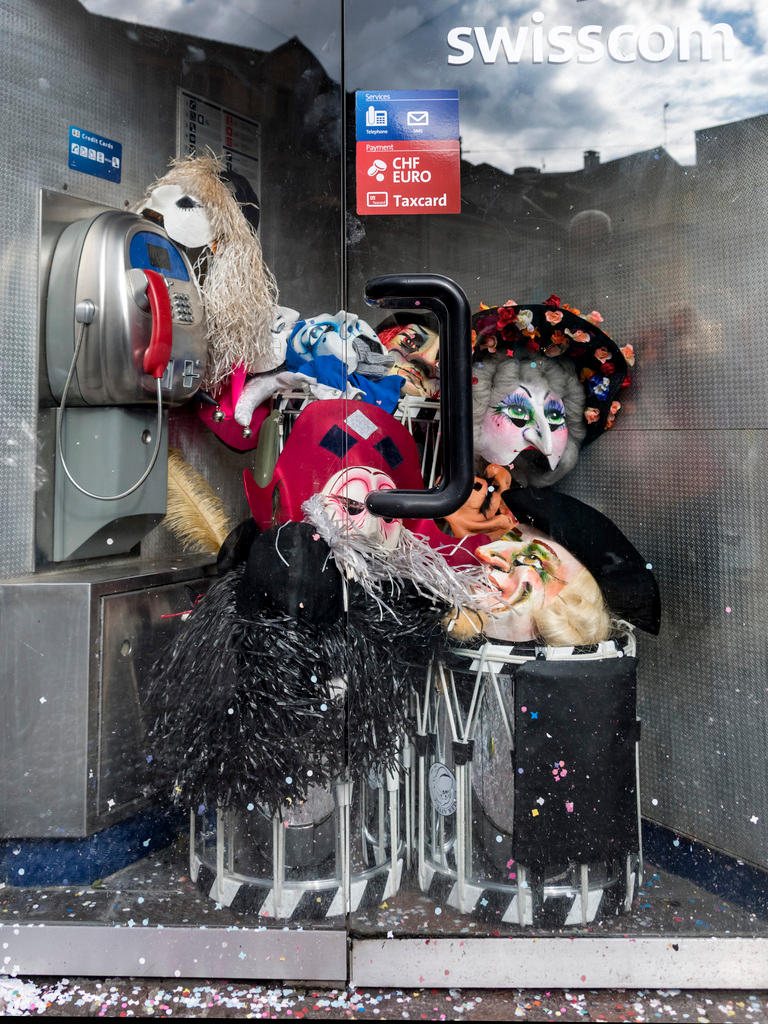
356;90;460;216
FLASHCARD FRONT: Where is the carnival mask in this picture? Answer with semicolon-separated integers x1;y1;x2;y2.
475;526;582;642
476;380;569;473
382;323;440;398
321;466;402;550
139;183;215;249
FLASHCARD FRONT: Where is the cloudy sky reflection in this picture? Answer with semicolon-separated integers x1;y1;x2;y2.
82;0;768;173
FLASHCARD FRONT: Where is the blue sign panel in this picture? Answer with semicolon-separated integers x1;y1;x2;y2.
68;126;122;183
128;232;190;282
355;90;459;142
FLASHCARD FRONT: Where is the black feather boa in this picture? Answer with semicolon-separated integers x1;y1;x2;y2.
147;570;446;816
344;583;443;782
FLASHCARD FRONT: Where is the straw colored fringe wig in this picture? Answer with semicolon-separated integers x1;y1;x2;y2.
138;154;279;391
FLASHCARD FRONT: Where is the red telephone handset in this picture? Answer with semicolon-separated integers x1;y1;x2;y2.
142;269;173;379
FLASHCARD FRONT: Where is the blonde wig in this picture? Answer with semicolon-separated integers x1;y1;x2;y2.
532;568;614;647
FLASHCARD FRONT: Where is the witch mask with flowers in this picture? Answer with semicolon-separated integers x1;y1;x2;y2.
469;296;632;489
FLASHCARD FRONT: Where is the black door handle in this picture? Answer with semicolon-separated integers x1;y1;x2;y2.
363;273;474;519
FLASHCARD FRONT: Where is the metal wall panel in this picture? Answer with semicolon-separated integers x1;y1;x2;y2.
1;0;343;576
0;559;213;838
1;0;178;577
564;429;768;868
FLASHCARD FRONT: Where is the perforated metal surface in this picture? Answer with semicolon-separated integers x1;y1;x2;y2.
1;0;343;574
563;429;768;868
1;0;178;576
552;118;768;869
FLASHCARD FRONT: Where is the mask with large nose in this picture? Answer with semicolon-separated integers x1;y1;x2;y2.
472;354;587;488
477;380;568;472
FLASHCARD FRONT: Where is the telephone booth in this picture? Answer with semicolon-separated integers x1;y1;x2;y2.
1;0;768;993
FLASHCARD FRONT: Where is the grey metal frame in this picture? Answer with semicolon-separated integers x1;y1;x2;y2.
351;937;768;989
3;926;768;987
0;924;347;983
0;556;214;838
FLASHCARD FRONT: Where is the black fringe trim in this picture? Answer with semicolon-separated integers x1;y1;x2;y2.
147;572;448;815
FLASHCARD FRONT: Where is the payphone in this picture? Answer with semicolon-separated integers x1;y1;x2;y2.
42;206;207;561
0;200;213;848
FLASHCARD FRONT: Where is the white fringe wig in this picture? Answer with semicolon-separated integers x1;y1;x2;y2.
472;354;587;487
302;493;491;614
137;153;279;391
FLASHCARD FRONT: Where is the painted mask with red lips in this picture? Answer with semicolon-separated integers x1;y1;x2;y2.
321;467;402;550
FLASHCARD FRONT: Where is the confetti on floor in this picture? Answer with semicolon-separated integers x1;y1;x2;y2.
3;843;768;1018
1;979;768;1020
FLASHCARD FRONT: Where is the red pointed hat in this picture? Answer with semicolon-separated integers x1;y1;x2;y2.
244;399;424;530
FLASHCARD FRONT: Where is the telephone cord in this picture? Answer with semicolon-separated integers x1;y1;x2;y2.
55;320;165;501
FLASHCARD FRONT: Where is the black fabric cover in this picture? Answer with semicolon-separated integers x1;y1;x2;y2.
512;656;639;867
504;486;661;634
216;518;261;575
238;521;343;625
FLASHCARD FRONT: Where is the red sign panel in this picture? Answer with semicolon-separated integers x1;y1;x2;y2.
356;140;461;216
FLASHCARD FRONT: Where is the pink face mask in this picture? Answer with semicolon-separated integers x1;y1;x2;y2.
475;526;582;642
321;467;402;550
476;381;569;472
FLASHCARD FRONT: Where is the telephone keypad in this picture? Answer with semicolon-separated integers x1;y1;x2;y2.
170;290;195;324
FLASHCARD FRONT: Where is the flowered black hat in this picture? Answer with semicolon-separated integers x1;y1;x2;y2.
471;294;635;443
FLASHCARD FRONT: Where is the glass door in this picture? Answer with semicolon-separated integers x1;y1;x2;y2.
342;0;768;986
0;0;349;979
4;0;768;988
